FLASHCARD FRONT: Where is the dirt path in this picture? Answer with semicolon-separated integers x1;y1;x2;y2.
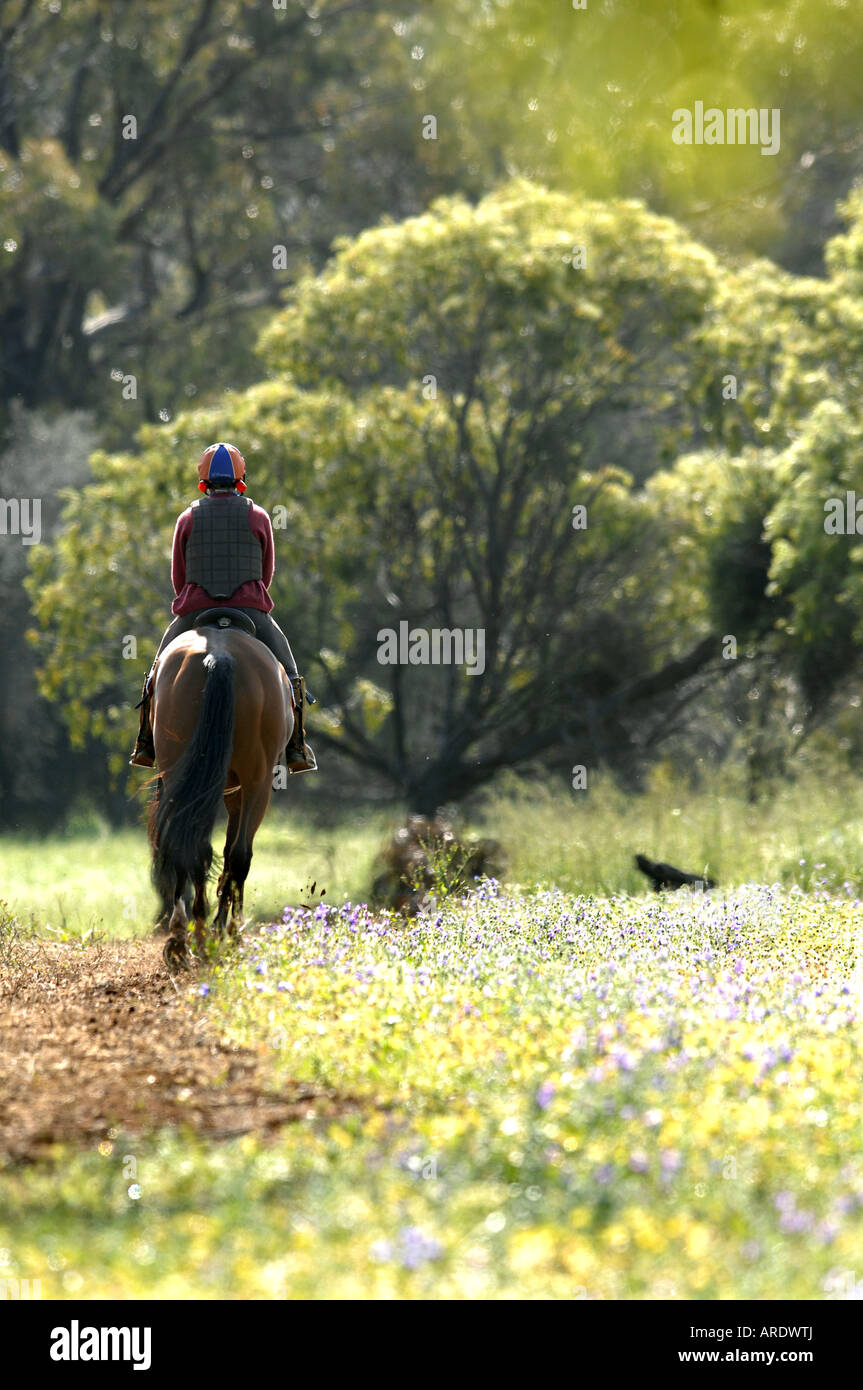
0;936;355;1163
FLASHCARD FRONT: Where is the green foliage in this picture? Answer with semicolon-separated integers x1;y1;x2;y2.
0;0;435;429
4;0;863;434
420;0;863;267
0;139;118;306
30;183;733;804
0;406;105;828
646;447;784;643
646;184;863;717
767;402;863;706
26;173;863;805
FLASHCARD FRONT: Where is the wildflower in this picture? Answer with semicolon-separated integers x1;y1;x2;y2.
398;1227;443;1270
535;1081;555;1110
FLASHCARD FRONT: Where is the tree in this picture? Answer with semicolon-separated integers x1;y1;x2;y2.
647;185;863;753
5;0;863;446
31;182;744;810
421;0;863;275
0;0;440;437
0;404;104;828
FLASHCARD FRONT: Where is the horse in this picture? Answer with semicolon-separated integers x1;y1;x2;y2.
148;617;292;967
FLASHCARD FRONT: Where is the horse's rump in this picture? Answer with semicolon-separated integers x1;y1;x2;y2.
153;626;290;779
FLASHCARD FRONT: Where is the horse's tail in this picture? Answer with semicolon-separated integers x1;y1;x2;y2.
151;650;235;902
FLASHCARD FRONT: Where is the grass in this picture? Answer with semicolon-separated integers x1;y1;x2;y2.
3;772;863;1298
4;767;863;939
488;765;863;896
2;880;862;1298
0;811;390;939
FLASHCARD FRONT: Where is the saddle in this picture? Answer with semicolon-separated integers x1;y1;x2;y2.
192;607;258;638
188;608;314;708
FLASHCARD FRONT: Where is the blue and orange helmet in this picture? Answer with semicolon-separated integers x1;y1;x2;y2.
197;442;247;493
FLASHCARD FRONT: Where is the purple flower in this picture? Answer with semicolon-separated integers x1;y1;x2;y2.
397;1227;442;1270
535;1081;555;1110
610;1047;635;1073
779;1209;814;1235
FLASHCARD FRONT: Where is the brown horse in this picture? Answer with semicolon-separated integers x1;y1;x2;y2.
148;620;292;967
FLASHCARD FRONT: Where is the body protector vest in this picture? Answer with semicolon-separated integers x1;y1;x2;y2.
184;494;263;599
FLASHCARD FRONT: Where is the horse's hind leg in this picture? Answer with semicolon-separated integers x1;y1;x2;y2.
163;873;191;969
192;874;209;956
227;781;271;937
213;792;242;939
211;781;270;940
153;880;193;938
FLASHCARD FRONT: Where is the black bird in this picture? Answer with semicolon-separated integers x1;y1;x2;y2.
635;853;716;893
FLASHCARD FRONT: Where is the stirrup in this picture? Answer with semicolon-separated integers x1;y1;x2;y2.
129;738;155;768
285;742;317;775
129;750;155;769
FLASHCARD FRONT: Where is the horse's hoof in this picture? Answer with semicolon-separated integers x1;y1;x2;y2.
163;936;190;970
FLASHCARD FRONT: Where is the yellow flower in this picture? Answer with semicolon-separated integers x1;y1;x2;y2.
509;1227;557;1273
561;1239;596;1279
623;1206;666;1254
603;1224;630;1252
427;1115;466;1144
685;1224;711;1260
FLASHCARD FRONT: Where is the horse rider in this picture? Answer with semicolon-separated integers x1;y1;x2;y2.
129;441;316;775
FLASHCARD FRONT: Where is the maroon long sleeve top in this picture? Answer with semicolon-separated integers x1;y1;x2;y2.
170;494;275;616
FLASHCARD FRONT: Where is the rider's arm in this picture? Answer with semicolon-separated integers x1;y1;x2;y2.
253;505;275;589
171;509;192;595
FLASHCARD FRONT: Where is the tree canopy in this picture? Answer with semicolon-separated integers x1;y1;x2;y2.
10;1;863;823
31;178;863;810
